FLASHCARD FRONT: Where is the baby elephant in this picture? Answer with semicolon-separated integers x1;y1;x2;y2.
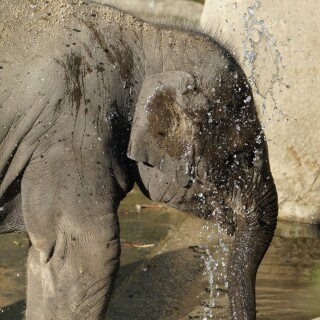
0;1;277;319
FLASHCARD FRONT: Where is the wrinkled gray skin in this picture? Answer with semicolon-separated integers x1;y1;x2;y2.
0;1;277;319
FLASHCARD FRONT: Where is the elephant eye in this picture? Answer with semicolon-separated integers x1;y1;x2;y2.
183;77;200;95
182;85;198;96
143;162;154;168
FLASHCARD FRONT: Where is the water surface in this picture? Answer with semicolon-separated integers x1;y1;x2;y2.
0;189;319;319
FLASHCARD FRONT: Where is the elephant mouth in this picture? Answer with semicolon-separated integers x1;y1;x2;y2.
178;180;237;237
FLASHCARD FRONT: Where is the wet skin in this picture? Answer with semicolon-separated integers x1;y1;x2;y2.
0;1;277;319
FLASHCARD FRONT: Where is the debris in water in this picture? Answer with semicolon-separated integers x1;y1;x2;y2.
135;204;163;212
121;239;155;249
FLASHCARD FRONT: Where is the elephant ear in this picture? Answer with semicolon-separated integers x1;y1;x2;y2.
127;71;197;187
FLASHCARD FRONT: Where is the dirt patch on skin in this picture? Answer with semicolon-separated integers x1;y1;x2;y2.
147;86;194;160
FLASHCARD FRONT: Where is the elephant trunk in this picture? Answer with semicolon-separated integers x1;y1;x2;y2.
227;176;278;319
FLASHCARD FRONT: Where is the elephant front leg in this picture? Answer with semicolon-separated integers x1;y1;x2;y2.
24;222;120;320
21;148;123;320
25;223;120;320
226;177;278;320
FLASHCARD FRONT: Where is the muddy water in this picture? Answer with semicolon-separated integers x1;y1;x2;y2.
0;189;319;319
0;232;27;319
257;222;320;320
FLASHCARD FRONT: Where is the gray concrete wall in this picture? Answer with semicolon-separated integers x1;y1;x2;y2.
201;0;320;223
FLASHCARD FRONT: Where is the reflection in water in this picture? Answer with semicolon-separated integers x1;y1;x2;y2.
0;190;319;319
257;222;320;320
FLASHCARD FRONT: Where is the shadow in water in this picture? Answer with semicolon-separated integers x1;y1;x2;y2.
107;247;223;320
0;300;25;320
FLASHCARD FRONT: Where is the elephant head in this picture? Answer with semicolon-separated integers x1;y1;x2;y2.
128;63;265;210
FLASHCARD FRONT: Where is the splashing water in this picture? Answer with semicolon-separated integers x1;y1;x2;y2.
200;222;230;319
243;0;283;116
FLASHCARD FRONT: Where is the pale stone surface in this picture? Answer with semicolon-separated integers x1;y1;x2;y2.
92;0;203;23
201;0;320;223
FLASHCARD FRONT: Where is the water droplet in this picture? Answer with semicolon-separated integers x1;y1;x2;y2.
243;0;283;117
244;95;252;103
245;50;257;63
255;134;262;144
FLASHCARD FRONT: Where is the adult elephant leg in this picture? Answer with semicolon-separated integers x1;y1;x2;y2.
21;145;123;320
227;173;278;320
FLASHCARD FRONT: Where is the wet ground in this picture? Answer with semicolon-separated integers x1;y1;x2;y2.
0;188;319;319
